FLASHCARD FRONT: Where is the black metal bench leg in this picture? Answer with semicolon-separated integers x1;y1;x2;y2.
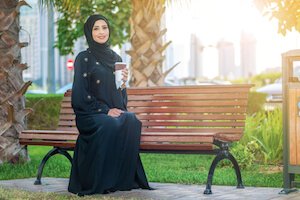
204;153;224;195
34;148;59;185
227;152;244;189
34;147;73;185
57;149;73;163
204;140;244;194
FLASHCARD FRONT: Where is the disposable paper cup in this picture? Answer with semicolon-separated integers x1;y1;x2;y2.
115;62;127;89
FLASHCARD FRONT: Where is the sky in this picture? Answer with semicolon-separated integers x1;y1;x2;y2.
165;0;300;79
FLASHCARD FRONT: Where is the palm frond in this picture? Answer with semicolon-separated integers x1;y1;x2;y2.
39;0;82;12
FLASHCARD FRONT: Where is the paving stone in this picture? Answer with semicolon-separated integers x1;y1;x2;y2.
0;178;299;200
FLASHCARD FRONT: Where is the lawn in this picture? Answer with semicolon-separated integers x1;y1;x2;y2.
0;187;131;200
0;146;282;188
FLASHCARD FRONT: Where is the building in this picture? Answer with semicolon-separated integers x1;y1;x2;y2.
20;0;41;84
240;31;257;78
20;0;74;93
189;34;204;79
217;39;235;79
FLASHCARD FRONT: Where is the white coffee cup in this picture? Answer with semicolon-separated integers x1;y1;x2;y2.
114;62;127;89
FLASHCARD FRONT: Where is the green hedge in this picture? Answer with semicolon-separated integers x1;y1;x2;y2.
247;91;267;115
25;94;63;130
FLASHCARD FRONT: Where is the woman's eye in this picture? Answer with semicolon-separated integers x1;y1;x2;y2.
93;27;98;31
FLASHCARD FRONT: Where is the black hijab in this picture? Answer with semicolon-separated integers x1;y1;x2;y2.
84;14;121;69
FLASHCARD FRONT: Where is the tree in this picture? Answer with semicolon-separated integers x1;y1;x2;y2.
0;0;32;164
127;0;175;86
48;0;131;55
254;0;300;35
48;0;174;86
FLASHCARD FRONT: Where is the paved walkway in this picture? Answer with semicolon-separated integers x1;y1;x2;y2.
0;178;299;200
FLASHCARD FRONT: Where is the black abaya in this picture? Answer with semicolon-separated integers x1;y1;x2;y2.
68;50;150;195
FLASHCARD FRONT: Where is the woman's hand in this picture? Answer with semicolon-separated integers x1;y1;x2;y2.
121;68;128;82
108;108;124;117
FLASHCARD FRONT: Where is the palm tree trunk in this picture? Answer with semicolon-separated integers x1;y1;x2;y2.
128;0;171;87
0;0;32;164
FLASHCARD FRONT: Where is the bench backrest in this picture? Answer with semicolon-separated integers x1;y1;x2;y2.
57;90;75;131
127;85;251;142
58;85;251;142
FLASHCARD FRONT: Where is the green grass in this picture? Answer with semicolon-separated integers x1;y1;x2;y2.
0;187;133;200
142;153;282;187
242;109;283;165
0;146;283;188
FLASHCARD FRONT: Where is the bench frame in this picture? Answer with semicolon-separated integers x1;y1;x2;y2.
20;85;252;194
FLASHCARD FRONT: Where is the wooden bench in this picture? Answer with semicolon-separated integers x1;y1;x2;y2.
20;84;252;194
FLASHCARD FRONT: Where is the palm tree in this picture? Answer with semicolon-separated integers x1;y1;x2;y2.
127;0;177;87
0;0;32;163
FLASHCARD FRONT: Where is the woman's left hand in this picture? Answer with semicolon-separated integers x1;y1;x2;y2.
122;68;128;82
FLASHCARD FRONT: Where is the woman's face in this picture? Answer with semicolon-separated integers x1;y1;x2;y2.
92;19;109;44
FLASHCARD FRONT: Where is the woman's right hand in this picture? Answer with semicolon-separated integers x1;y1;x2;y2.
107;108;124;117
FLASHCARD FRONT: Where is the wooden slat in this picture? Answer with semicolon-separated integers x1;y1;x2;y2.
141;135;213;143
128;94;249;101
140;132;215;143
21;130;77;135
56;127;79;131
59;113;247;121
58;121;76;127
60;108;76;114
128;85;252;90
63;96;71;101
127;89;250;95
61;102;71;108
140;143;213;151
215;133;243;142
130;107;247;114
127;100;248;107
135;114;246;121
20;139;76;148
140;121;245;127
58;120;245;127
59;115;75;120
60;107;247;114
19;133;78;141
141;132;216;136
61;107;247;115
127;85;251;95
142;128;244;133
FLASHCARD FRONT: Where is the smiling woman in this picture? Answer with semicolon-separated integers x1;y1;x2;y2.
68;14;151;196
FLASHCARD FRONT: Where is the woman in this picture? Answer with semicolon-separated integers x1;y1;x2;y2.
68;14;151;196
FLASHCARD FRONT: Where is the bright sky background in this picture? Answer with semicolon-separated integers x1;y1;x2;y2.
165;0;300;79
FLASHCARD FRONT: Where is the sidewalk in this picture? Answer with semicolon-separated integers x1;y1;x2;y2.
0;177;299;200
